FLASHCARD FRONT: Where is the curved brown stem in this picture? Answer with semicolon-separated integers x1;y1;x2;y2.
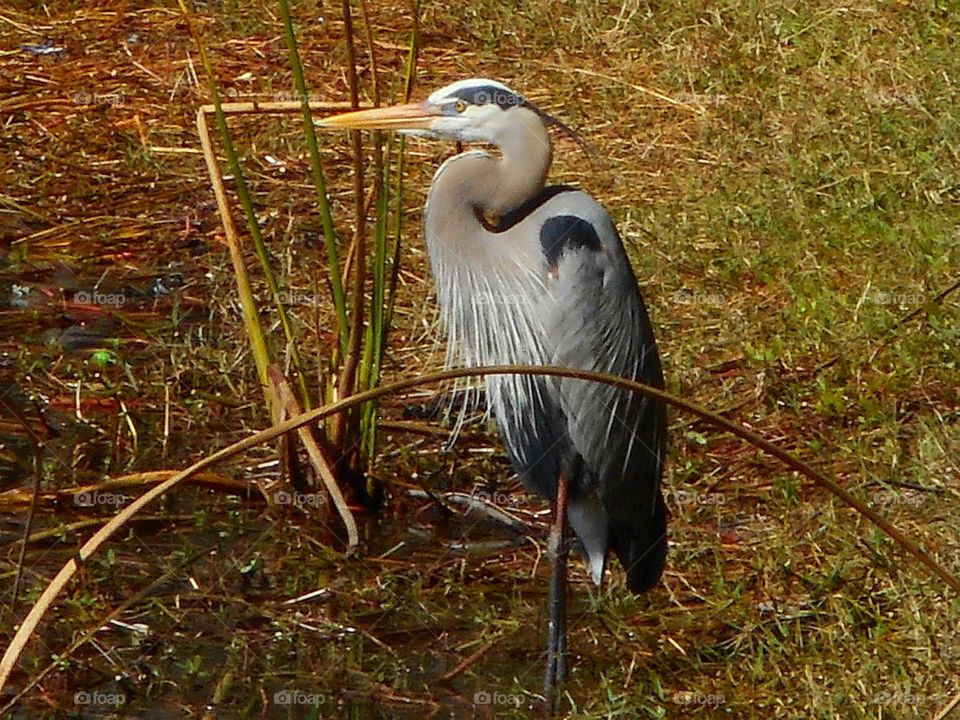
2;364;957;697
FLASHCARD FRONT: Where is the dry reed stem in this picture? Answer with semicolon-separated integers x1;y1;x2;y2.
0;470;246;510
198;100;358;115
269;366;359;549
196;108;272;396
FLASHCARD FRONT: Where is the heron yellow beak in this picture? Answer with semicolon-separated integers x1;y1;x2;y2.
315;102;436;131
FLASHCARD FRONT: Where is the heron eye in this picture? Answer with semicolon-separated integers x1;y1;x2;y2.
454;99;468;113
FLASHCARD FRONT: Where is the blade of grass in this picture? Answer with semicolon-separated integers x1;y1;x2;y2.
361;3;418;463
356;0;393;464
357;0;382;109
180;0;312;413
276;0;349;362
360;139;392;462
384;3;419;335
269;366;358;549
329;0;367;469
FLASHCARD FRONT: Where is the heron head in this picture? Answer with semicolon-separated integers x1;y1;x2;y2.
316;78;584;146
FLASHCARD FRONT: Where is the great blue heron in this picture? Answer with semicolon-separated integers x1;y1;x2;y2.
318;78;667;706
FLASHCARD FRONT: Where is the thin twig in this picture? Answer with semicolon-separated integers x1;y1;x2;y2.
439;637;499;681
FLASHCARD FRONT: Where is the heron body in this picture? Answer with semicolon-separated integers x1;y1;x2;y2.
421;81;668;593
317;78;668;702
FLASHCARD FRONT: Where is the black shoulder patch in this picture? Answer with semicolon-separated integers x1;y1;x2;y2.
495;185;575;232
540;215;602;268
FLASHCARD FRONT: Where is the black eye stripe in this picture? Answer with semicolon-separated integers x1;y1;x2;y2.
448;84;526;110
439;82;590;152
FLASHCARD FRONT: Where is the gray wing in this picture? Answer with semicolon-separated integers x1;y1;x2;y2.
536;196;667;593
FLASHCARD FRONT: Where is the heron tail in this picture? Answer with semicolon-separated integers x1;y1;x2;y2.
618;490;667;594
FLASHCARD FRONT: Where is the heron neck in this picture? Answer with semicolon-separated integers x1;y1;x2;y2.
479;110;553;218
425;110;552;251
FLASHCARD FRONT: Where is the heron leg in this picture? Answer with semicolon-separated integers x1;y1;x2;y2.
544;472;569;710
